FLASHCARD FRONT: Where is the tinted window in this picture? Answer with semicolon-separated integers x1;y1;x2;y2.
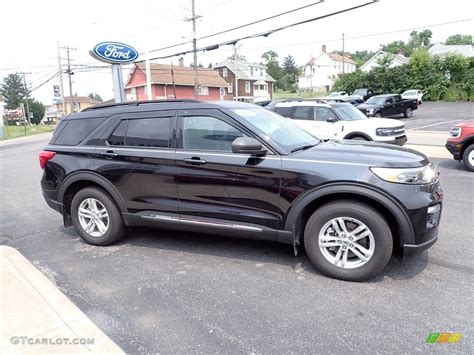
108;121;127;146
126;118;171;147
182;116;245;151
54;117;105;146
274;106;292;117
386;98;394;104
315;107;337;121
290;106;313;120
394;95;401;103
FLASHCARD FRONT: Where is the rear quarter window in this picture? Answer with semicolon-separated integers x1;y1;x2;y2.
53;117;105;146
274;107;292;117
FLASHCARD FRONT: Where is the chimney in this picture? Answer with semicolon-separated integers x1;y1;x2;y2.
321;45;326;53
178;58;184;67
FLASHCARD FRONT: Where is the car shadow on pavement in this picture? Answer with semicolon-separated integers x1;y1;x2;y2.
60;225;429;282
435;158;468;172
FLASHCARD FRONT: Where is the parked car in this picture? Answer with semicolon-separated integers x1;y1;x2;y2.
401;89;423;105
445;120;474;172
357;94;418;118
325;91;348;101
273;100;407;145
345;88;374;103
40;99;442;281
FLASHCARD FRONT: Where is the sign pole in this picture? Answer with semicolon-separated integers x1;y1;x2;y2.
111;64;125;103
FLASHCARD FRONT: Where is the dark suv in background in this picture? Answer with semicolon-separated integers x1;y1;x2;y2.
40;100;442;281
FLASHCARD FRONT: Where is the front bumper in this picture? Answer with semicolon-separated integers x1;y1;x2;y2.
403;232;438;256
445;140;461;160
389;135;407;146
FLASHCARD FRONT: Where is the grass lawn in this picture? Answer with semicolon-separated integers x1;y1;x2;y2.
274;90;327;100
1;125;55;140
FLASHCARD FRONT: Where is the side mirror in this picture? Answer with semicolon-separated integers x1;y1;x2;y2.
232;137;267;156
326;117;337;123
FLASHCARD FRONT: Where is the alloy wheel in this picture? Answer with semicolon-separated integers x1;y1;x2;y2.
78;198;109;237
318;217;375;269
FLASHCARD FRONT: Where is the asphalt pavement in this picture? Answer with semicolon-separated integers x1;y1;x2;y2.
1;131;473;353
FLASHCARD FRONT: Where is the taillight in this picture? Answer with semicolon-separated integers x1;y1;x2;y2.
39;151;56;169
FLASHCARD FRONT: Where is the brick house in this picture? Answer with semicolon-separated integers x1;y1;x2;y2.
124;61;228;101
214;59;275;102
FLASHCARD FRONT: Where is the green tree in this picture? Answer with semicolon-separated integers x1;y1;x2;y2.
27;99;45;125
88;92;103;102
408;29;432;50
445;34;473;45
282;55;299;76
381;40;411;56
0;73;30;109
376;53;395;69
261;51;283;88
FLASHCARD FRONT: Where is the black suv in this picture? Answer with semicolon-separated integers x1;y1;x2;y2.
40;100;442;281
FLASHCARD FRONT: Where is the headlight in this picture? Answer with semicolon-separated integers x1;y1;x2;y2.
449;126;461;138
370;163;439;184
376;128;395;136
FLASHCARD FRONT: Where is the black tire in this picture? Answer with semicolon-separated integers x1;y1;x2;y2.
71;187;126;245
304;200;393;281
403;107;413;118
351;136;369;141
462;144;474;172
374;112;383;118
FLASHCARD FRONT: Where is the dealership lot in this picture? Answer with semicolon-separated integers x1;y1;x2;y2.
0;107;473;352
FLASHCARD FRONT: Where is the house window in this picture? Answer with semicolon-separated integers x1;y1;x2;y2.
260;84;265;90
245;81;251;94
222;68;228;78
131;87;137;96
198;86;209;96
228;82;233;94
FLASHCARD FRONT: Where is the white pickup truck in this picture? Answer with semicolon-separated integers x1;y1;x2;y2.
272;100;407;145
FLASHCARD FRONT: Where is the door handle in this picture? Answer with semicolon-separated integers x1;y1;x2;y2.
102;151;118;159
184;157;207;165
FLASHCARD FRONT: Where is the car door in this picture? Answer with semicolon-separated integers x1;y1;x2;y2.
95;110;178;213
314;106;341;139
175;109;281;231
384;97;396;116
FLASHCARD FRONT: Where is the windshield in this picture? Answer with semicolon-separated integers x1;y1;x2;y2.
328;92;340;97
333;105;368;120
365;96;386;105
352;89;367;96
403;90;416;95
230;108;319;152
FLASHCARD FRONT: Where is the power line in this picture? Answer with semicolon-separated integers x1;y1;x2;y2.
148;0;378;61
243;18;473;50
145;0;325;55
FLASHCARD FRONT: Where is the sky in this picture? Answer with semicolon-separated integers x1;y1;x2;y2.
0;0;472;105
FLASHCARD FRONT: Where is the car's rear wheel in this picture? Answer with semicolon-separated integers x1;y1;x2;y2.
462;144;474;172
71;187;126;245
403;107;413;118
304;200;393;281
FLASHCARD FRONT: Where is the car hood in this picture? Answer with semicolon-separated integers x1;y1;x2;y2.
454;120;474;128
291;139;428;168
363;117;404;128
357;103;382;110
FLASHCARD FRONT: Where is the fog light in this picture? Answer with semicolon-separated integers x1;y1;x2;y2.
426;204;441;229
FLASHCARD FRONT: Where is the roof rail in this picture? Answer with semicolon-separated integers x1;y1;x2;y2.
82;99;203;112
278;98;329;103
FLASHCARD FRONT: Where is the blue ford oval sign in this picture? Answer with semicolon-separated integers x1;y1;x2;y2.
90;42;139;64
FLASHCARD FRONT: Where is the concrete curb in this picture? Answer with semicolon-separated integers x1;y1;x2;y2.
0;246;123;354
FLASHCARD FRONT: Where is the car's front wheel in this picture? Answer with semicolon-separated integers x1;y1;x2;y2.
404;107;413;118
71;187;126;245
462;144;474;172
304;200;393;281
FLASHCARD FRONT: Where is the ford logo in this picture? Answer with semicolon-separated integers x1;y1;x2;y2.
90;42;139;64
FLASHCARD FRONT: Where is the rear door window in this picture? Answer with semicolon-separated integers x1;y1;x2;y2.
290;106;314;120
54;117;105;145
107;117;172;148
274;106;292;117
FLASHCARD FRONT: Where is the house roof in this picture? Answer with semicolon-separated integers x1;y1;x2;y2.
214;59;276;82
429;43;474;57
126;62;228;88
359;51;409;71
327;53;357;65
62;95;100;104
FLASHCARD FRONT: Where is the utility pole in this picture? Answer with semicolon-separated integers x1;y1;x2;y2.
19;72;31;124
60;46;77;113
342;33;345;74
186;0;201;98
56;42;66;115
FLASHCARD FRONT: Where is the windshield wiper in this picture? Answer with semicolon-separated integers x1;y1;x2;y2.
290;144;317;153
